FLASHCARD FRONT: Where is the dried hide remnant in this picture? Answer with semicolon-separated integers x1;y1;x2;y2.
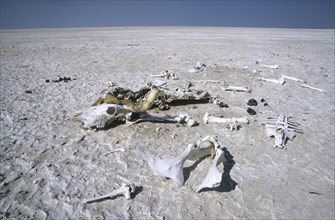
93;86;211;111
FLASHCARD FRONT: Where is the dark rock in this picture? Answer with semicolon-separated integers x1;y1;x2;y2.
25;90;32;94
264;102;268;106
219;102;229;108
247;98;258;106
247;107;257;115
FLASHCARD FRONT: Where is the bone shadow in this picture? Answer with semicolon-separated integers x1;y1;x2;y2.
197;148;237;193
183;158;205;183
131;185;143;199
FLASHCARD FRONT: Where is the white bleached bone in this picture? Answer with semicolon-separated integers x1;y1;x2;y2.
148;136;219;187
151;70;179;80
258;75;305;85
75;104;131;129
301;84;327;94
203;112;249;130
126;112;198;127
260;64;279;69
263;114;301;149
258;76;285;85
221;85;251;93
188;62;206;73
82;183;136;203
196;148;227;192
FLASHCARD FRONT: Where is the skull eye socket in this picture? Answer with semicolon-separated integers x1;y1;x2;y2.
106;107;116;115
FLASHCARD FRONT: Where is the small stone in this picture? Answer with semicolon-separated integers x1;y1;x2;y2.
247;98;258;106
219;102;229;108
264;102;268;106
45;79;50;83
255;61;259;64
247;107;257;115
260;98;265;103
25;90;32;94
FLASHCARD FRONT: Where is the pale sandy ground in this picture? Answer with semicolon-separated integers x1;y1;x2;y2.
0;27;334;219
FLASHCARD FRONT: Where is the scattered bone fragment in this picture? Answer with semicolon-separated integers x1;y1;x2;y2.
188;62;206;73
82;183;136;203
260;64;279;69
258;75;305;85
301;84;327;94
151;70;179;80
281;75;305;83
148;136;220;187
103;148;126;156
263;114;302;149
258;76;285;85
196;148;227;192
203;112;248;130
221;86;251;93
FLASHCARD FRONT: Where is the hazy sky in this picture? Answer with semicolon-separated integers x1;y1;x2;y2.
1;0;334;29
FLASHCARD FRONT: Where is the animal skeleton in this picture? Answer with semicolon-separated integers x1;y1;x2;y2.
82;183;136;203
263;114;302;149
203;112;249;130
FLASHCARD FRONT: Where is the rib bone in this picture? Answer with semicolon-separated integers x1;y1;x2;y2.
222;85;251;93
196;148;227;192
148;136;218;187
203;112;249;130
82;183;136;203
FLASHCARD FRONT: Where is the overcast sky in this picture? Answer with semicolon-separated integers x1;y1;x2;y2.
1;0;334;29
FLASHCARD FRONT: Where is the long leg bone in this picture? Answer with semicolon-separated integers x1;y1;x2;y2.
126;112;198;127
301;84;327;94
258;75;305;85
203;112;249;130
196;148;227;192
260;64;279;69
148;136;218;187
82;183;136;203
258;76;285;85
221;86;251;93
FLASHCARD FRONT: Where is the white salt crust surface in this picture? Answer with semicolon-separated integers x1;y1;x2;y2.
0;27;334;219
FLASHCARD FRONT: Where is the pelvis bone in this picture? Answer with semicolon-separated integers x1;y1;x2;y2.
148;136;227;190
263;114;302;149
196;148;227;192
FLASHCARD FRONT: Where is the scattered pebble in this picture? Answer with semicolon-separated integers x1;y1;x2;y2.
247;107;257;115
25;90;33;94
247;98;258;106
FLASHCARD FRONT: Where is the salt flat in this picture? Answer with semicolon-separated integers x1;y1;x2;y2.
0;27;334;219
